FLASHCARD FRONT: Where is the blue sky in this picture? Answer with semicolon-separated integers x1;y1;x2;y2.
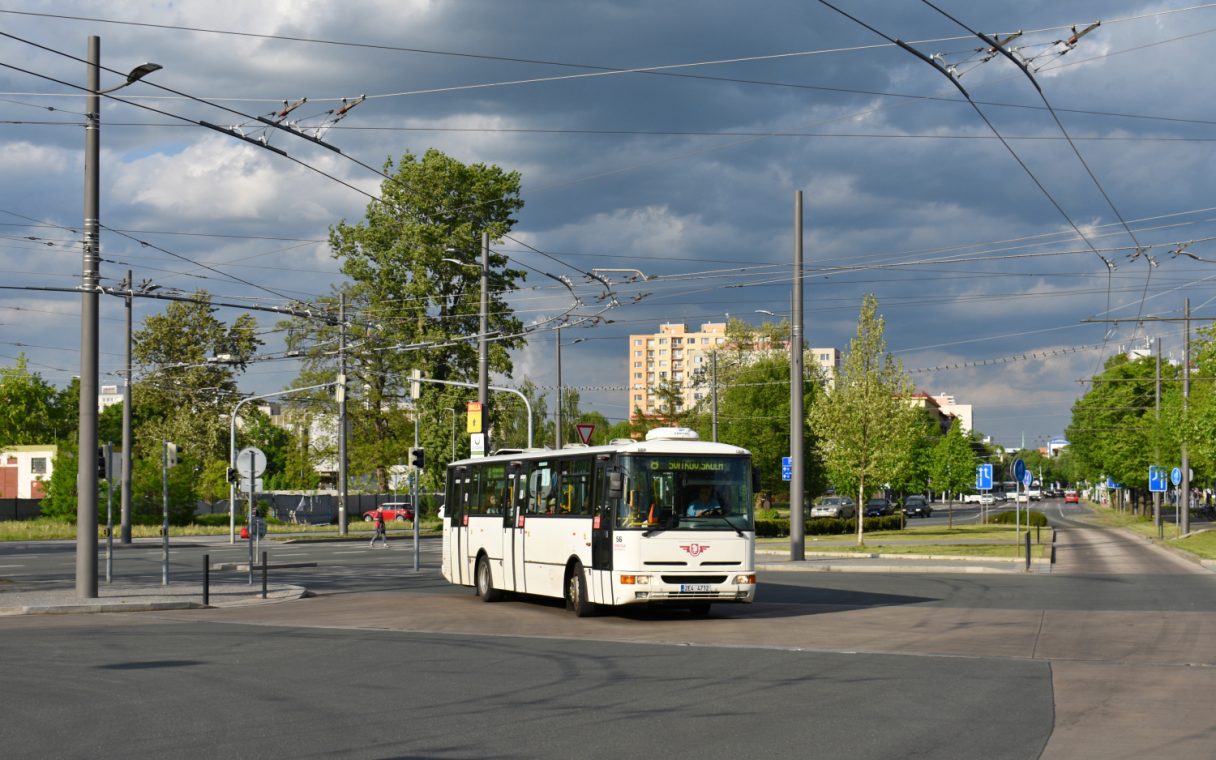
2;0;1215;449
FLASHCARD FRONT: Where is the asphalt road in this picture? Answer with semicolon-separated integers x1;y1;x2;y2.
1;501;1214;759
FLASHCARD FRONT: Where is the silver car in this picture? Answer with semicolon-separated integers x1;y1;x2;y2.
809;496;856;519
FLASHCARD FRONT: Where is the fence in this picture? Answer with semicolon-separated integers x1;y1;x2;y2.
0;498;42;520
198;491;446;525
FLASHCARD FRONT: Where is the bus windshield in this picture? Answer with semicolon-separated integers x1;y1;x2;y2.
616;454;754;531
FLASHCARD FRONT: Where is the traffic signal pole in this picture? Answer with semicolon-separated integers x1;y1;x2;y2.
413;415;421;572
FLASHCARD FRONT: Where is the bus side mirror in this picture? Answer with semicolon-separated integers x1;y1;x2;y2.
752;469;762;492
608;471;623;499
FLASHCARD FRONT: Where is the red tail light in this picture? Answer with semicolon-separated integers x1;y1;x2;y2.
593;515;601;529
462;514;468;527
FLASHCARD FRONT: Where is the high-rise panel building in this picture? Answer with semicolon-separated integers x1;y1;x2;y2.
626;322;840;420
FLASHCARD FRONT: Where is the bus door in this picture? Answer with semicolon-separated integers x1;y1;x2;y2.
590;457;616;604
500;461;526;593
447;466;469;585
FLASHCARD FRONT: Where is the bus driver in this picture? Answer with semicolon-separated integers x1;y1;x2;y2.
687;485;722;517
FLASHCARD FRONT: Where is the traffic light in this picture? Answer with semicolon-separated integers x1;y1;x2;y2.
410;447;425;471
96;446;108;480
226;467;239;485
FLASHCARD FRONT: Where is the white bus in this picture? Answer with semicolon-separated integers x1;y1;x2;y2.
440;427;758;617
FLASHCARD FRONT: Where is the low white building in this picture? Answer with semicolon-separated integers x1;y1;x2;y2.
0;445;56;499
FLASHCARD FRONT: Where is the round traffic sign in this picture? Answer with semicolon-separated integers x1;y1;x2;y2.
236;447;267;477
1171;467;1182;486
1012;458;1026;482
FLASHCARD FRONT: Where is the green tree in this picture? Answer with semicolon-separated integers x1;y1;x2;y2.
0;355;73;447
496;379;552;450
810;294;919;545
1066;353;1164;512
196;458;232;514
712;354;819;499
284;149;526;491
929;418;978;527
131;292;261;465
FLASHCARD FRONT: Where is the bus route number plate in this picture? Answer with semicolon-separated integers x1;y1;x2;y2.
681;584;712;593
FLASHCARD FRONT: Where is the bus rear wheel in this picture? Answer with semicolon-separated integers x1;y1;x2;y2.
475;556;502;602
567;561;596;617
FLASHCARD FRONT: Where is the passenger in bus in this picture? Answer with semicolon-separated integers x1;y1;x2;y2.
686;485;723;517
486;493;502;514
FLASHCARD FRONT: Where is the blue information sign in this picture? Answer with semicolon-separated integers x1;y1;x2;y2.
1171;467;1182;487
976;463;993;490
782;456;792;467
781;466;792;481
1149;466;1167;493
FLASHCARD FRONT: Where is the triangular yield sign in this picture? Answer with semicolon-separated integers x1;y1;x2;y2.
575;423;595;445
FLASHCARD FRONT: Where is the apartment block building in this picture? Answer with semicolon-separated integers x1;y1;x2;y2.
626;322;840;419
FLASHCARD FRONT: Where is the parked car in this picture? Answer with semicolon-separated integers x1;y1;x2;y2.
864;497;894;517
1063;490;1079;504
809;496;856;519
978;493;996;506
902;495;933;518
364;502;414;522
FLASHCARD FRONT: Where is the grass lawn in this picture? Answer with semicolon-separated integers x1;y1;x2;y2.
758;523;1053;560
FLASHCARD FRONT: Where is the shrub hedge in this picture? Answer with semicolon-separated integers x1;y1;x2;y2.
755;515;904;537
986;509;1048;527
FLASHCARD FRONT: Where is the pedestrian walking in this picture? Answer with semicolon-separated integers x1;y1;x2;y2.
369;508;388;548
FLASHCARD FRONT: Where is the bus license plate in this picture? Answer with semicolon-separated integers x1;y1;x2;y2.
680;584;712;593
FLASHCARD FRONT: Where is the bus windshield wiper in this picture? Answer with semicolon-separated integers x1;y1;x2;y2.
717;514;744;536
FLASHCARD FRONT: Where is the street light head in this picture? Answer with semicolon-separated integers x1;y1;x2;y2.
125;62;162;85
99;62;163;95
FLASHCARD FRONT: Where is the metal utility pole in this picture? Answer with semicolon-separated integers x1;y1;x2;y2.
480;232;490;450
121;269;133;543
555;326;562;448
790;190;806;562
338;294;348;534
76;36;101;599
1154;337;1162;536
1181;299;1191;535
711;351;719;442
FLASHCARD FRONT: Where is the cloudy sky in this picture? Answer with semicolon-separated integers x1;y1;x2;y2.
2;0;1215;450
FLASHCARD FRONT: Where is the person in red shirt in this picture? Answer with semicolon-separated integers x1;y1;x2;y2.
369;508;388;548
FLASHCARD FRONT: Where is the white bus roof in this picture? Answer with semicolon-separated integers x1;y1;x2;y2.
448;432;750;467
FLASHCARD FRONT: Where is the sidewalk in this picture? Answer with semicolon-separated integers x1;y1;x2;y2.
0;581;307;616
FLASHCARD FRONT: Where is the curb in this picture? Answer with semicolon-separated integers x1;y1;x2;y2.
757;562;1021;574
0;584;308;617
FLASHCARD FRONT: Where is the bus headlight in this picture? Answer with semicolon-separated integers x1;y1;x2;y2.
619;575;652;585
733;574;755;585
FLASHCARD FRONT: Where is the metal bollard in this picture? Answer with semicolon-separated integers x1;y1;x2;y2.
203;554;210;606
1037;524;1041;544
1025;530;1031;570
261;550;268;599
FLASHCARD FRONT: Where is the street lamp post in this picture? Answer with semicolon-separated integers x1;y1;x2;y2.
444;233;491;451
76;37;159;598
479;232;490;448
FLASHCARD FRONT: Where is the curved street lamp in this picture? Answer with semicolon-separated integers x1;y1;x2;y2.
77;37;162;599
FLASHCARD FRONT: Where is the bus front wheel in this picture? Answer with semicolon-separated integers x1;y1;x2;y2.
567;561;596;617
475;556;502;602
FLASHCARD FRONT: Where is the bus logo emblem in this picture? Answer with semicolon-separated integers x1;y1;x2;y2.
680;543;709;557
